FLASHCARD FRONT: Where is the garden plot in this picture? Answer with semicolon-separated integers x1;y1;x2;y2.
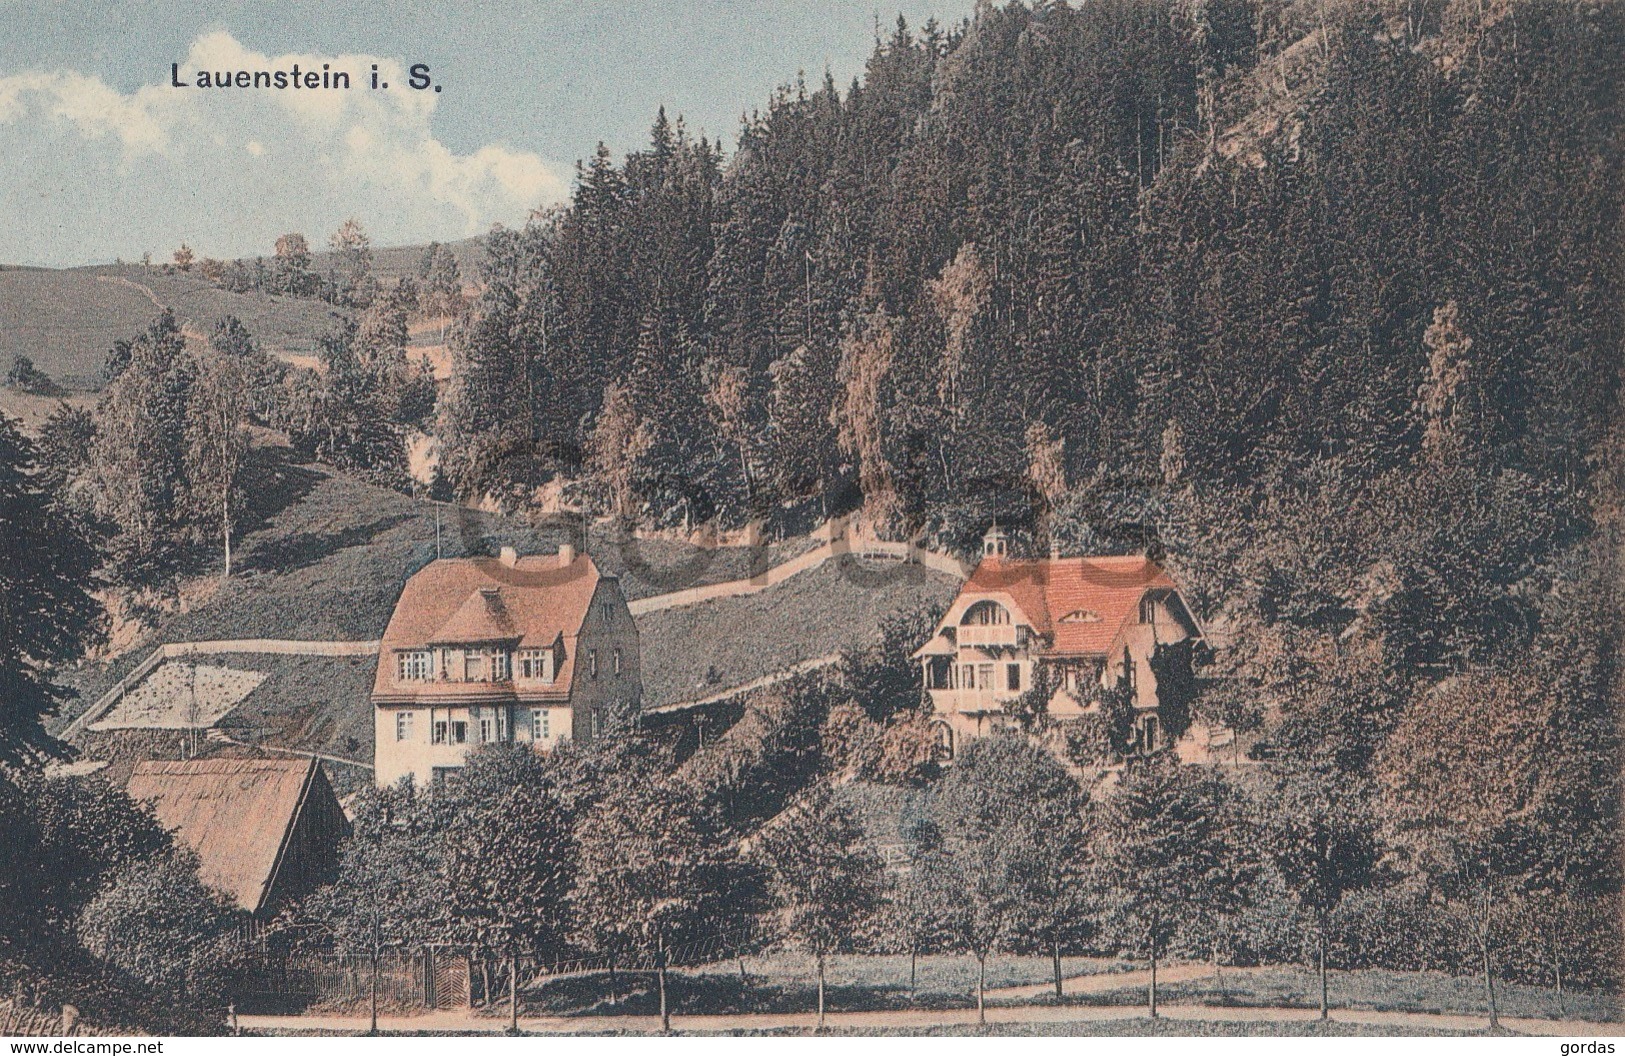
89;662;267;730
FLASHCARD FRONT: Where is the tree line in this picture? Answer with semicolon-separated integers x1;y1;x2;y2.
286;697;1616;1031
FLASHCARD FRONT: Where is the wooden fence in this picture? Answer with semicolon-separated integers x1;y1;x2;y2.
238;949;470;1013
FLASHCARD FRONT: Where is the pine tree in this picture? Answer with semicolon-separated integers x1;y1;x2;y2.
0;413;103;766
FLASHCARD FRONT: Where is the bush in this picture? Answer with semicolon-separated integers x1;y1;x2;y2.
77;852;247;1005
5;355;60;396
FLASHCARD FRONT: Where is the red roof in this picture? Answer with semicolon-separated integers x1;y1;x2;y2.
957;555;1182;656
431;588;520;644
127;758;322;914
371;552;605;703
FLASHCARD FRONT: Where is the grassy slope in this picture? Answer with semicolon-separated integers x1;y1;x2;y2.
57;445;954;764
635;556;958;707
0;263;346;387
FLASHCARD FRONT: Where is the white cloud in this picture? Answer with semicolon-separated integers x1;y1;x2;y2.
0;31;568;266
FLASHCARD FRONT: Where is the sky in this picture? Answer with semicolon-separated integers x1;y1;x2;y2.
0;0;974;268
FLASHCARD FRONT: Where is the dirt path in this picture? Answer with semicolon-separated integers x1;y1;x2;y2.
649;652;842;714
237;999;1623;1036
985;961;1220;1001
626;516;969;616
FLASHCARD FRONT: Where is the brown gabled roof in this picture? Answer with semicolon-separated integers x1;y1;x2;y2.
126;758;317;914
371;552;603;702
955;555;1184;656
431;587;519;644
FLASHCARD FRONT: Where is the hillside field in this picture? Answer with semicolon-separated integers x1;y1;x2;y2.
0;264;346;387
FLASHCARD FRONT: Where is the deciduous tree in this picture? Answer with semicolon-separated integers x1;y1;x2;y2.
749;786;885;1028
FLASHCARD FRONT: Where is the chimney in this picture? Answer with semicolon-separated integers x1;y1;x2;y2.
500;546;519;567
558;543;577;567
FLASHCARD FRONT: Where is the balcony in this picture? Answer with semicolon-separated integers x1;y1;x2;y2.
927;687;1018;715
955;624;1025;649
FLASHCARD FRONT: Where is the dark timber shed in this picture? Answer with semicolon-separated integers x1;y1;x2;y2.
127;757;350;918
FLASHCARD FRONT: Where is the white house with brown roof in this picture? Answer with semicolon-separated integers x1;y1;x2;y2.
912;526;1204;758
372;544;641;787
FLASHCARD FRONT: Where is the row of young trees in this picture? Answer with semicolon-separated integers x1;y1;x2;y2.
294;686;1613;1033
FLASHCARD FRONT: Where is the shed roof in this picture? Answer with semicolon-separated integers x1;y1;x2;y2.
126;758;320;914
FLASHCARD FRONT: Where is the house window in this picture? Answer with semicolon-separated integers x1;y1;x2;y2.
480;717;493;743
518;649;552;682
612;649;622;677
1122;649;1136;691
960;663;974;689
433;720;448;745
464;652;482;682
395;711;414;742
1007;664;1021;692
978;664;994;691
961;600;1011;625
588;649;598;679
591;709;602;737
490;652;511;681
1140;594;1158;624
397;651;432;682
1138;714;1159;754
532;708;550;740
450;720;467;744
496;708;508;741
601;600;614;626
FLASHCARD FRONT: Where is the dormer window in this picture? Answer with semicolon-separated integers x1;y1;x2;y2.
1140;594;1158;623
517;648;553;683
397;650;432;682
1058;609;1103;623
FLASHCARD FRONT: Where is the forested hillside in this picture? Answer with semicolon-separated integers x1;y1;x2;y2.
429;0;1621;944
440;1;1619;551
